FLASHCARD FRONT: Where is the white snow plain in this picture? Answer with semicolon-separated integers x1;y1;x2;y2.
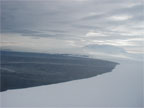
0;59;143;108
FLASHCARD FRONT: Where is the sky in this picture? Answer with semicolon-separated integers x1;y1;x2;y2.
1;0;144;60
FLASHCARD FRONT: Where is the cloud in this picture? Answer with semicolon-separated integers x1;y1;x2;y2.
85;31;107;37
83;44;143;61
1;0;143;37
108;15;132;21
1;0;143;60
84;44;127;54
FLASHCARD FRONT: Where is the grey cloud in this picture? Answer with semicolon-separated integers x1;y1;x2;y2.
86;35;142;40
84;44;143;60
1;0;143;58
114;4;143;15
79;3;143;24
2;0;142;37
1;1;70;35
84;44;127;54
80;14;106;21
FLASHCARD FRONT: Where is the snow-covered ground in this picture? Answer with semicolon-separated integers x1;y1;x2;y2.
0;59;143;108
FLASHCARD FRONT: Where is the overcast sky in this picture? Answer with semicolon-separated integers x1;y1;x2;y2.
1;0;144;60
